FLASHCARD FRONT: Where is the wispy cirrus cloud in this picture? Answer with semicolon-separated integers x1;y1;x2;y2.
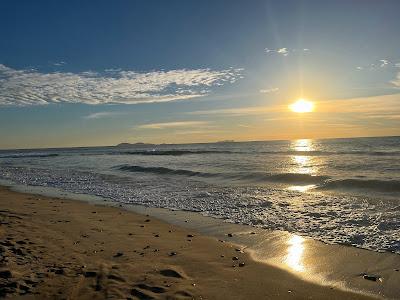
52;61;66;67
355;58;400;71
187;106;283;116
0;64;243;106
137;121;210;129
392;72;400;87
187;94;400;118
84;111;125;119
259;87;279;94
265;47;309;56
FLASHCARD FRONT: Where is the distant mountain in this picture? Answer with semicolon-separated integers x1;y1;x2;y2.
216;140;235;143
115;142;156;148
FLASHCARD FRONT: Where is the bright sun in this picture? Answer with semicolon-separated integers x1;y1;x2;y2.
289;99;314;113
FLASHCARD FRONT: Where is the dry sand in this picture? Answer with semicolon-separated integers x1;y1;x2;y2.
0;186;376;299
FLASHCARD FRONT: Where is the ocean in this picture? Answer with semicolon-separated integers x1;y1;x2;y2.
0;136;399;254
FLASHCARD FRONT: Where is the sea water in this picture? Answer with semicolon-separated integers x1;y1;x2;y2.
0;136;399;253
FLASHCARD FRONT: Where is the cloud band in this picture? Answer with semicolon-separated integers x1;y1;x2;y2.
0;64;243;106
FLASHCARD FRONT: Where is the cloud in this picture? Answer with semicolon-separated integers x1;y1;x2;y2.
259;87;279;94
265;48;308;56
277;48;289;56
53;61;66;67
188;94;400;118
392;72;400;87
84;111;125;119
0;64;243;106
187;106;283;116
380;59;389;67
137;121;209;129
356;59;397;70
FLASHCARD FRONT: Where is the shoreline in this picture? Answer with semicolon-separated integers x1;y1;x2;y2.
0;185;380;299
2;180;400;296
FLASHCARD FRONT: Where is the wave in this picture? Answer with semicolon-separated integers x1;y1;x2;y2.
73;148;400;157
0;153;59;159
122;150;235;156
114;149;400;157
117;164;400;193
251;173;330;184
318;179;400;193
259;150;400;156
116;165;329;184
117;165;217;177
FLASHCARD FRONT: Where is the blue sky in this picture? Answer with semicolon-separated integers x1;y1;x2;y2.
1;0;400;148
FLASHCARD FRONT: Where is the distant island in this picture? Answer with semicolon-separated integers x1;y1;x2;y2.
115;142;156;148
216;140;235;143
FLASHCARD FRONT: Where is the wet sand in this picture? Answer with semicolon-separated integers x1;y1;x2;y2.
0;186;377;299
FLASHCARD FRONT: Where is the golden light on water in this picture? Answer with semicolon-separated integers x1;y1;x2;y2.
287;139;318;192
285;235;305;272
289;99;314;113
288;184;316;192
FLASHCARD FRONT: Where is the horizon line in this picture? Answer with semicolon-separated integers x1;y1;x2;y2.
1;134;399;152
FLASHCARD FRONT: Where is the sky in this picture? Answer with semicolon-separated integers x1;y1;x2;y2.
1;0;400;149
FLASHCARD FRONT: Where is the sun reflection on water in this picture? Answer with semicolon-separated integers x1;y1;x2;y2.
285;235;305;272
292;139;314;152
287;184;316;192
288;139;319;191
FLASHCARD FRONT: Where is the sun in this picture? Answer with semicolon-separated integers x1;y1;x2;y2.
289;99;314;113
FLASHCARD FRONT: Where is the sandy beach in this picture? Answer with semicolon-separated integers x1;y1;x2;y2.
0;185;378;299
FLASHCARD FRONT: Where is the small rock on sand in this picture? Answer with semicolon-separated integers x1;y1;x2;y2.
159;269;184;278
0;270;12;278
232;256;239;261
84;271;97;278
113;252;124;257
239;262;245;267
227;233;233;237
362;274;381;282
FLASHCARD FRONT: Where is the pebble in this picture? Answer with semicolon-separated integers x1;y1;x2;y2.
84;271;97;278
187;234;194;238
239;262;245;267
362;274;381;282
0;270;12;278
227;233;233;237
54;268;65;275
169;252;177;256
232;256;239;261
113;252;124;257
